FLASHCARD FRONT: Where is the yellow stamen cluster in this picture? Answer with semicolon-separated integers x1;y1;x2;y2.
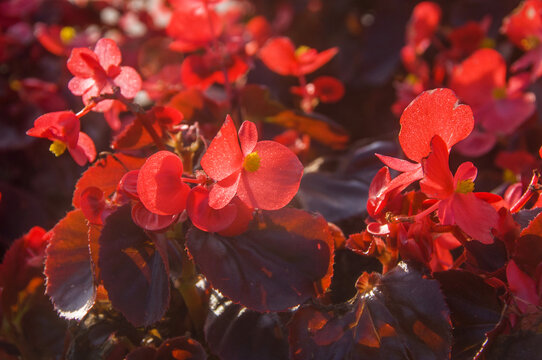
243;152;261;172
455;179;475;194
60;26;76;44
49;140;67;157
492;87;507;100
521;35;540;51
295;45;310;58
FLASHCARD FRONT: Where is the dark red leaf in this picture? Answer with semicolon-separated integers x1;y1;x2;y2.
289;263;451;359
98;205;170;326
45;210;96;320
434;270;502;360
204;292;289;360
186;208;334;311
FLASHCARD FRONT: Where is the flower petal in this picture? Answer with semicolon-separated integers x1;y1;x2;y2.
186;186;237;233
208;170;241;210
114;66;142;99
94;38;121;72
201;115;243;181
68;131;96;166
420;135;454;199
236;141;303;210
450;192;497;244
238;121;258;156
399;88;474;163
137;151;190;215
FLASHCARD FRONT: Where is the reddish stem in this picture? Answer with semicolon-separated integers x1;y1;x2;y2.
510;170;540;213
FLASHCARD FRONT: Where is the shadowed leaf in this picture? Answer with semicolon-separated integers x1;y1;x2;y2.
186;208;333;312
98;205;170;326
204;291;289;360
434;270;502;360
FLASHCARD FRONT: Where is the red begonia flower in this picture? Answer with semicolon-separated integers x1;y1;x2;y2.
399;88;474;163
67;38;142;113
137;151;191;215
503;0;542;80
502;0;542;51
259;37;338;76
375;88;474;200
26;111;96;166
313;76;345;103
450;49;535;152
405;1;441;54
420;135;498;244
167;6;222;52
181;52;249;90
201;116;303;210
448;18;490;58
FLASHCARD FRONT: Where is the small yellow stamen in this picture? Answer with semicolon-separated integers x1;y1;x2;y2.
243;152;261;172
9;79;21;92
492;87;507;100
480;37;495;49
455;179;475;194
503;169;518;183
405;73;419;85
295;45;310;58
60;26;76;44
49;140;67;157
520;35;540;51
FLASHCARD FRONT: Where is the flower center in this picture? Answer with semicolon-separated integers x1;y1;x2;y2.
60;26;76;44
243;152;261;172
492;87;507;100
49;140;67;157
521;35;540;50
455;179;474;194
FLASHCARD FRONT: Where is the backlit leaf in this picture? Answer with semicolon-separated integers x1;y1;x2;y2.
45;210;95;320
267;110;349;150
98;205;170;326
72;154;146;208
186;208;334;312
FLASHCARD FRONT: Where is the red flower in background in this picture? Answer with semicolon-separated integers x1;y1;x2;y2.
404;1;441;54
26;111;96;166
166;4;222;52
181;51;248;90
201;116;303;210
419;135;498;244
67;38;142;124
502;0;542;80
450;48;535;156
259;37;338;77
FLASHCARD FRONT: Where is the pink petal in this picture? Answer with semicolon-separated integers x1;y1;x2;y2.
367;167;391;217
68;131;96;166
114;66;142;99
420;136;454;199
453;161;477;186
399;88;474;163
186;186;237;233
201;115;243;181
68;77;95;96
94;38;121;72
236;141;303;210
450;192;497;244
298;47;338;75
375;153;420;172
208;170;241;210
477;94;535;135
238;121;258;156
66;47;101;78
27;111;80;148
